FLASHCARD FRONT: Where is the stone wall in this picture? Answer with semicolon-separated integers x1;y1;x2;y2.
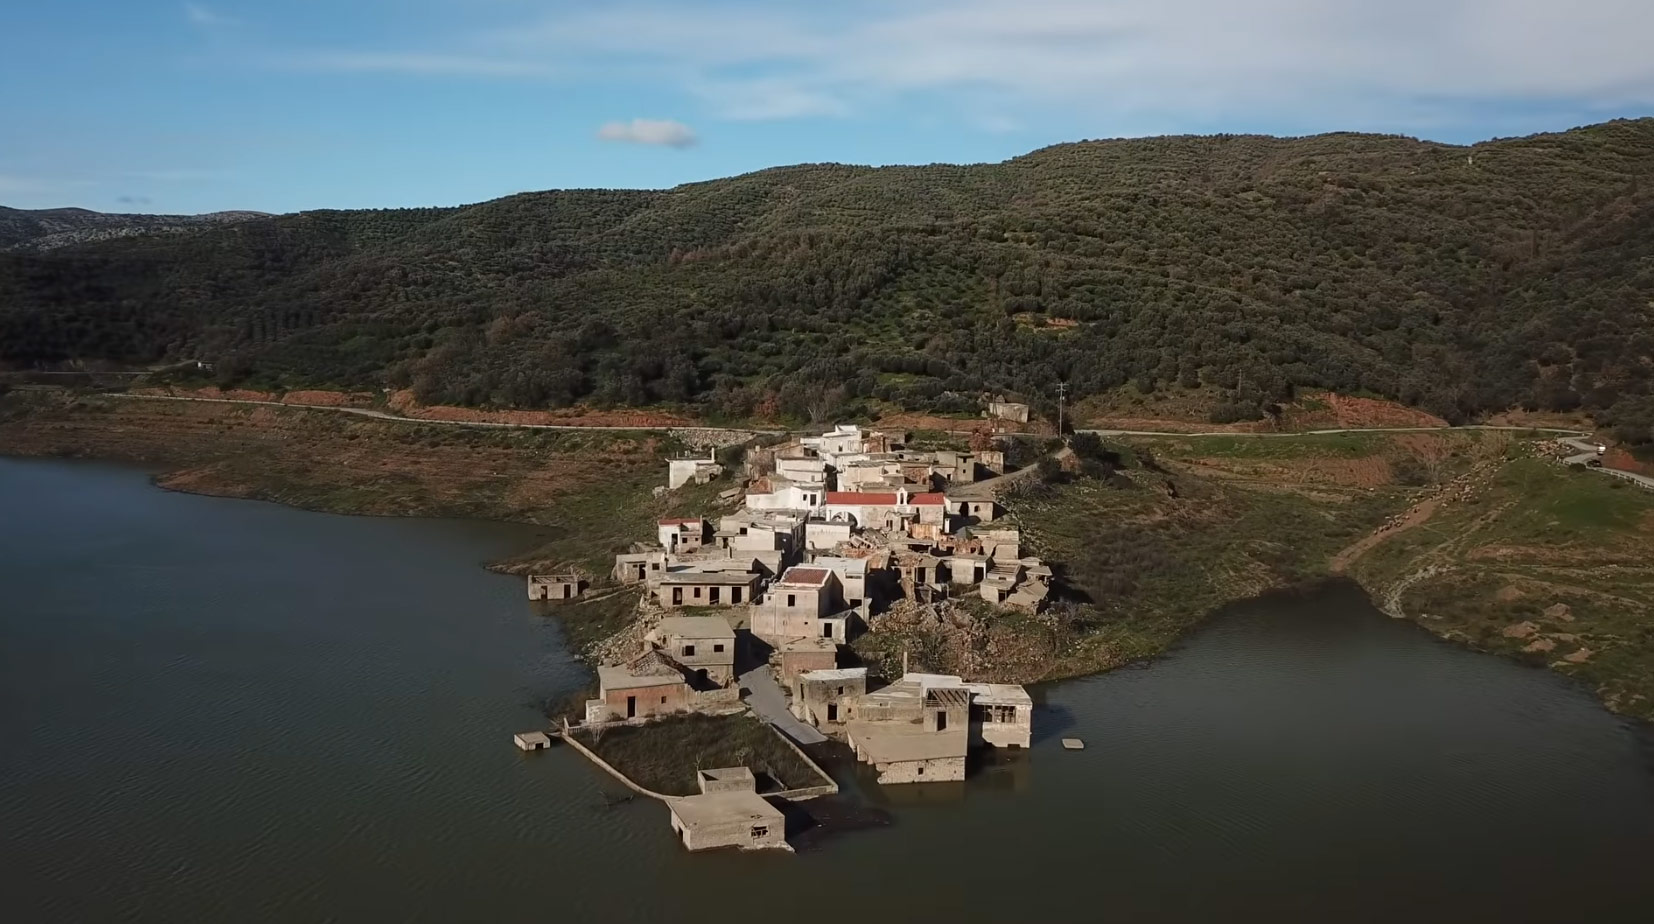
875;756;966;784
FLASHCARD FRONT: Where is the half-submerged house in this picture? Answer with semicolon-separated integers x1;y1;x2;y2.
668;767;789;852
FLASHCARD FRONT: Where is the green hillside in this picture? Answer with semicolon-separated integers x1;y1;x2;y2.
2;120;1652;442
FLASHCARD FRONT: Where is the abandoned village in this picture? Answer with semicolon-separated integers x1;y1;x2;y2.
522;401;1066;854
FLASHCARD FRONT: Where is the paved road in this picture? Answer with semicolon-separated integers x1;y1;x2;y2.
105;392;783;436
1083;424;1591;439
737;664;826;746
1560;438;1654;490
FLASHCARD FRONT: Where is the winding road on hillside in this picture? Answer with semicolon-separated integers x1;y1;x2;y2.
1559;438;1654;490
85;392;1652;489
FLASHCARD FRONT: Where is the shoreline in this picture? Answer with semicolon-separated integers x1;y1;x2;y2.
3;391;1650;723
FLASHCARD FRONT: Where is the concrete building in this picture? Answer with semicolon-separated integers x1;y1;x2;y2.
776;637;838;682
821;489;947;532
845;681;971;784
753;566;846;642
774;455;829;489
715;511;804;559
791;667;867;728
801;424;870;464
668;449;723;490
954;498;998;523
987;397;1031;424
647;616;737;686
668;790;788;852
744;480;824;512
657;518;707;554
903;673;1034;749
695;766;757;795
593;650;691;722
613;550;667;584
809;555;871;616
526;574;583;601
653;569;761;608
804;519;853;551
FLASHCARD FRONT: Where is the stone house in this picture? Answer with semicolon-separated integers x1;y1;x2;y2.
592;650;692;722
646;616;737;686
773;455;828;489
987;397;1030;423
894;552;948;602
668;788;787;852
904;673;1035;749
954;498;998;523
526;574;583;601
613;550;667;584
844;681;970;784
652;570;760;608
807;555;871;616
752;566;847;643
776;637;838;682
791;666;867;728
657;518;707;554
803;519;853;551
668;449;722;490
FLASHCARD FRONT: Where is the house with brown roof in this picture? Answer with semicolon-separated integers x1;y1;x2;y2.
589;649;692;722
752;565;853;643
657;518;707;554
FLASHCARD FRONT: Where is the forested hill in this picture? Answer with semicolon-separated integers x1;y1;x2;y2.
3;119;1653;442
0;206;271;253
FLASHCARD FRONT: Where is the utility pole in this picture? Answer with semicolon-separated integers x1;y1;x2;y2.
1056;383;1068;438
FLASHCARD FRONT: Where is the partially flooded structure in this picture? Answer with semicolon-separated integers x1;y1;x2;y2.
668;766;789;852
527;574;583;601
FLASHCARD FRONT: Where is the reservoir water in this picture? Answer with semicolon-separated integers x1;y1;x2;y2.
4;456;1654;922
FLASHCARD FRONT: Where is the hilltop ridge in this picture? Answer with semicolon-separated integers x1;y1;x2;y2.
2;119;1652;447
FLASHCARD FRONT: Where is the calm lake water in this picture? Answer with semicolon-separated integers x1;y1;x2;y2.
4;456;1654;923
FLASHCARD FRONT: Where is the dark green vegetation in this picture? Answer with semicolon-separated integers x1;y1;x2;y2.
573;713;827;797
5;121;1654;443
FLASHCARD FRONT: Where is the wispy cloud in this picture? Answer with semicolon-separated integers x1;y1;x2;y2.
485;0;1654;124
596;118;698;148
280;51;554;78
116;195;155;207
184;3;234;27
123;168;229;182
0;174;51;195
222;0;1654;132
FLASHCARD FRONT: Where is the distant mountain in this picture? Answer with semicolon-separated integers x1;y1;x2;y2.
0;206;271;252
1;120;1652;444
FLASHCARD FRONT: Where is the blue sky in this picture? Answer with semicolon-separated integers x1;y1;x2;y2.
3;0;1651;214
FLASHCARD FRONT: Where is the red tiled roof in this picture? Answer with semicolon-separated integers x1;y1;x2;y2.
658;517;702;526
825;492;899;505
909;493;946;505
778;567;833;586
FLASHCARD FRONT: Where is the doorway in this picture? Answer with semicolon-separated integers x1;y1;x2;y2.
626;696;637;718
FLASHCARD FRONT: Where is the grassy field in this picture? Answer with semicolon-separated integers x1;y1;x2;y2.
1350;456;1654;719
855;429;1538;686
574;714;828;796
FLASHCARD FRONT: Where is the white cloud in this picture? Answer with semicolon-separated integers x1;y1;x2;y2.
596;118;699;148
240;0;1654;133
495;0;1654;124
